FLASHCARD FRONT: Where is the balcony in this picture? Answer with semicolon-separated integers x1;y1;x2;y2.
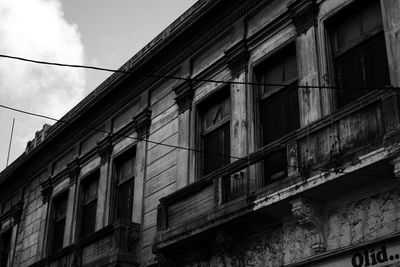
31;221;140;267
154;90;399;254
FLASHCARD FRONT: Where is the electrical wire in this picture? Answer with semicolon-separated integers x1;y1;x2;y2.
0;54;398;91
0;103;396;180
0;103;242;161
0;54;397;179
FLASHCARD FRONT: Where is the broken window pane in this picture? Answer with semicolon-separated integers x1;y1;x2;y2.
201;89;231;176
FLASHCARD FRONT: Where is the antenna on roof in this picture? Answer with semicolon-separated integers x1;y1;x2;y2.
6;118;15;167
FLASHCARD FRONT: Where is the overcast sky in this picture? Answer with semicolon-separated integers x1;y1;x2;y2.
0;0;197;171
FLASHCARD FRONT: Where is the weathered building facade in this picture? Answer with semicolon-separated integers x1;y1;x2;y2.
1;0;400;266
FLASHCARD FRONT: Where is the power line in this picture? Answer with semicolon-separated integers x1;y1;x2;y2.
0;54;398;91
0;103;395;181
0;103;241;161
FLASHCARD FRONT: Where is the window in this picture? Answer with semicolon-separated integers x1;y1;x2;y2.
51;193;68;252
0;230;12;267
80;174;98;237
115;151;135;221
200;89;231;176
329;0;390;108
256;45;299;183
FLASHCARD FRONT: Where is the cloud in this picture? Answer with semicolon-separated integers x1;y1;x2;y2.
0;0;87;169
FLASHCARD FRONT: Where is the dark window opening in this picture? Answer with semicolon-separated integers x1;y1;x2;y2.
115;151;136;221
256;45;299;184
51;193;68;252
200;89;231;176
80;175;98;238
330;0;390;108
0;230;12;267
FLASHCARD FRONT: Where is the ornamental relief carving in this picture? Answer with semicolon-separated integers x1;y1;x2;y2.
183;188;400;267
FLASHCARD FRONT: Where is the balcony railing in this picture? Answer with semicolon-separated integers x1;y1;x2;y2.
155;90;396;251
30;221;140;267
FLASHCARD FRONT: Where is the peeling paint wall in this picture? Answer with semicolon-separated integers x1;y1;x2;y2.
185;184;400;267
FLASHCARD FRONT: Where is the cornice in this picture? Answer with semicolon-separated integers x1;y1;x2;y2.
0;0;265;185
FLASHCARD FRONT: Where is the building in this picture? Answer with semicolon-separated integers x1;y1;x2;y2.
1;0;400;266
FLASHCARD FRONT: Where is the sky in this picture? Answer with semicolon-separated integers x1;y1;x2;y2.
0;0;197;171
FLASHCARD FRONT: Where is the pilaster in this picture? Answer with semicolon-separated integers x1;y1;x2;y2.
288;0;322;126
96;134;113;229
226;41;251;189
174;79;194;189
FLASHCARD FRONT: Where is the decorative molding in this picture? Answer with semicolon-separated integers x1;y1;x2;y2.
40;177;53;204
133;108;152;139
11;201;23;225
290;197;326;253
174;77;194;114
97;134;113;165
67;156;80;184
390;156;400;178
224;40;250;78
288;0;319;36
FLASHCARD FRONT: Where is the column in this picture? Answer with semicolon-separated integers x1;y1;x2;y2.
39;178;52;254
174;79;194;189
65;157;80;245
225;40;252;192
133;108;152;224
288;0;323;126
96;135;112;229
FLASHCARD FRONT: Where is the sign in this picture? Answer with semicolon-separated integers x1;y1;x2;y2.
309;239;400;267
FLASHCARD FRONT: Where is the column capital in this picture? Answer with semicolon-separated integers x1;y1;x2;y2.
133;108;152;139
174;78;194;114
97;134;113;165
11;201;24;225
40;177;53;204
67;156;81;183
288;0;319;36
224;40;250;78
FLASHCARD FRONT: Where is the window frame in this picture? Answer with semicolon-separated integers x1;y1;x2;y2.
49;191;69;253
0;228;13;267
113;146;136;222
78;170;99;238
326;0;390;109
254;43;300;185
196;87;232;178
